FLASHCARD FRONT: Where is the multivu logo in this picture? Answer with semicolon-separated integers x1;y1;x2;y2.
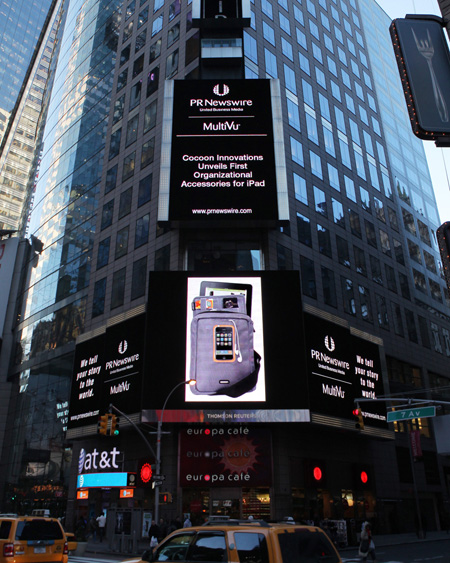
78;449;86;474
324;335;335;352
213;84;230;97
118;340;128;354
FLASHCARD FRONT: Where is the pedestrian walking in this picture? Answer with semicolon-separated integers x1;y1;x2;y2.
183;515;192;527
96;512;106;542
359;522;376;562
158;517;168;541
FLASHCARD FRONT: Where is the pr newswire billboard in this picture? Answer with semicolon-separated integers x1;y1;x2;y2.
158;79;289;226
305;314;386;428
68;314;145;429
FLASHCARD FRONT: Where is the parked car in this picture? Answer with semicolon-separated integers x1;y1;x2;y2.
122;519;342;563
0;515;69;562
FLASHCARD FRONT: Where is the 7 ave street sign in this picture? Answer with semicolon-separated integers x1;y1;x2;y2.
387;406;436;422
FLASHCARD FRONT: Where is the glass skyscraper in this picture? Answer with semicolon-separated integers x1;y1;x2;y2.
1;0;450;537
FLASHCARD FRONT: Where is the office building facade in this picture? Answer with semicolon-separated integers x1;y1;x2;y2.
2;0;450;542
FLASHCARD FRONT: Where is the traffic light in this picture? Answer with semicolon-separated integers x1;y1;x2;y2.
353;407;365;430
159;492;173;504
110;414;120;436
97;413;109;435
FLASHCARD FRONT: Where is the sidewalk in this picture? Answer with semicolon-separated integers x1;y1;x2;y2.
341;529;450;551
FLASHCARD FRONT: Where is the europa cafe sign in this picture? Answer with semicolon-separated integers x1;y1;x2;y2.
179;426;272;487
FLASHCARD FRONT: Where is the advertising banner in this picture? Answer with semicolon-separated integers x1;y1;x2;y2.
142;271;309;423
305;313;386;428
179;426;272;487
159;79;287;225
68;314;146;429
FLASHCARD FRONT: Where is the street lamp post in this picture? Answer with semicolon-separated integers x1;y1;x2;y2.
154;379;196;523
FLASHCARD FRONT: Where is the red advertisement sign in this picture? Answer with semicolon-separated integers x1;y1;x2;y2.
179;427;272;487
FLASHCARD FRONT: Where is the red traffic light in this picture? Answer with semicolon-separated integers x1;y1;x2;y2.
140;463;152;483
360;471;368;484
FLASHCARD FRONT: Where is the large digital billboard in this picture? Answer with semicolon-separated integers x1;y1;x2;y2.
390;17;450;140
158;79;289;226
142;271;309;423
305;314;386;428
68;314;146;429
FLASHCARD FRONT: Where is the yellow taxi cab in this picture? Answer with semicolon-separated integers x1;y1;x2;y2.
124;519;343;563
0;515;69;562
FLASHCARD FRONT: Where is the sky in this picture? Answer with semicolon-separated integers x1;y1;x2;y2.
374;0;450;224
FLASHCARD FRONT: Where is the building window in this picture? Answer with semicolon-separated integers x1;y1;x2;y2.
365;220;376;247
385;264;397;293
399;272;411;300
129;81;142;110
115;226;129;259
122;151;136;181
317;224;331;257
370;255;382;285
359;285;372;322
405;309;418;343
418;316;431;348
144;99;157;132
379;229;391;257
336;235;350;267
332;198;345;228
133;54;144;77
297;213;312;246
354;245;367;276
109;128;122;160
141;138;155;168
310;150;323;178
97;238;111;269
101;200;114;230
277;243;293;270
138;174;152;206
131;256;148;299
392;303;404;337
265;49;278;77
300;256;317;299
105;165;118;194
126;115;139;146
135;214;150;248
152;15;163;36
135;29;147;52
93;278;107;317
294;173;307;205
322;266;337;307
341;277;356;315
287;98;301;131
111;268;126;309
349;209;361;238
393;238;404;265
166;49;179;78
375;293;388;329
314;186;327;216
290;137;304;166
113;94;125;123
150;38;162;61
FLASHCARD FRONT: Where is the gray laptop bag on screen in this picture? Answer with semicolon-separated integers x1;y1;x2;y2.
190;294;260;398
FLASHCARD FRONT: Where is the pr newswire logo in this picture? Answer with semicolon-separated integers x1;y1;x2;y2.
118;340;128;354
213;83;230;97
